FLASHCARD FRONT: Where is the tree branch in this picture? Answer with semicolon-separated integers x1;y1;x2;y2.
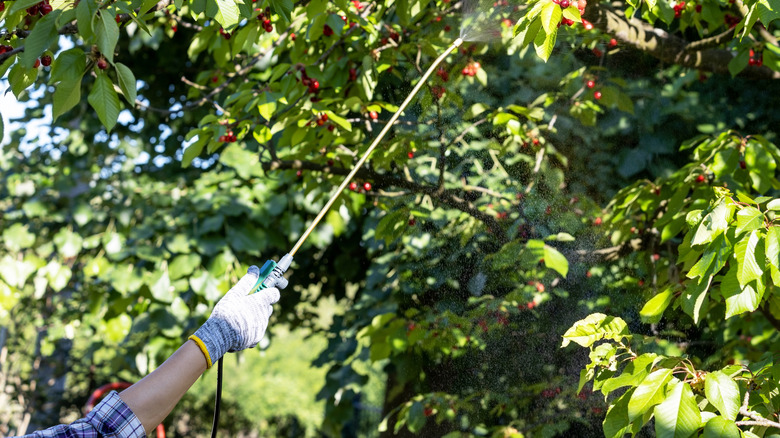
584;2;780;79
262;159;507;242
737;391;780;429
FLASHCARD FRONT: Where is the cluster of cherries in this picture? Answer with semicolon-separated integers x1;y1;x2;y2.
218;131;237;143
748;48;763;67
673;1;686;18
348;181;373;192
298;67;320;94
461;61;481;76
315;113;328;126
436;67;450;82
0;45;15;55
585;78;602;100
256;7;273;33
25;0;53;16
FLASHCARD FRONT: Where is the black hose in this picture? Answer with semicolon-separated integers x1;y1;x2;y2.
210;358;223;438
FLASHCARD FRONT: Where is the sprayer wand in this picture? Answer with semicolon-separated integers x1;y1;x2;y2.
249;37;464;295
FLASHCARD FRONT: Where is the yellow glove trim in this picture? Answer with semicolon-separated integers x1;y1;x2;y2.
188;334;213;369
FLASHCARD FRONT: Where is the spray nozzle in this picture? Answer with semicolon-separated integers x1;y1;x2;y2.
252;253;293;292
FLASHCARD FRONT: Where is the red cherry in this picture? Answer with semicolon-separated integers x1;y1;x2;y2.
349;68;357;81
41;55;52;66
369;110;378;120
593;217;602;226
97;58;109;70
695;4;702;12
423;407;434;417
560;0;570;7
652;254;660;261
408;151;414;158
593;91;602;100
586;80;595;88
115;14;121;23
409;218;416;226
740;160;746;169
290;33;296;40
696;174;705;183
296;170;302;178
33;58;40;68
0;2;5;12
40;3;52;14
363;182;372;191
323;24;333;36
349;182;358;191
608;38;617;47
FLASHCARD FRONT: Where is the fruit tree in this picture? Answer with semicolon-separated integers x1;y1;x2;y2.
0;0;778;435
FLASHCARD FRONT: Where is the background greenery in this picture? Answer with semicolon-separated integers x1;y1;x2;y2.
0;0;778;435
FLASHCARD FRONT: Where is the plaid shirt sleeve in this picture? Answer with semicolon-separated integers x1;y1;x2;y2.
18;391;146;438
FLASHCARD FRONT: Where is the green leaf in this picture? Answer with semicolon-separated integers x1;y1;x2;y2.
757;0;780;27
406;401;426;433
736;206;763;235
515;17;542;48
728;48;750;77
654;380;701;438
603;389;634;438
704;371;740;420
323;110;352;132
766;226;780;283
3;223;36;252
269;0;294;22
627;368;674;421
720;267;762;318
561;313;629;348
182;134;210;168
102;314;132;344
149;271;174;302
702;416;741;438
639;288;673;323
49;48;87;84
767;199;780;211
114;62;137;105
21;10;60;68
53;77;83;121
681;276;712;324
691;202;732;246
601;353;658;395
169;253;202;280
9;0;44;13
214;0;240;28
562;5;582;22
734;230;763;287
95;11;120;64
53;228;83;258
688;233;731;280
540;1;562;34
76;0;97;40
534;26;557;62
543;244;568;277
8;63;39;99
88;73;121;132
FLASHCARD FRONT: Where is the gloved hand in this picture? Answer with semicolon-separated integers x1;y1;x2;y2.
189;266;280;368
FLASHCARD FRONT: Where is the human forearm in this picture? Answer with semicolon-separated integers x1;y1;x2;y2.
119;340;208;436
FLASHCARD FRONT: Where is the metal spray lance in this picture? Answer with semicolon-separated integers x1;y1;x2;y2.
251;37;465;293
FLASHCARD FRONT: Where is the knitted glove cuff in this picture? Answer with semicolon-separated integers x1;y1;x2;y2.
190;317;233;368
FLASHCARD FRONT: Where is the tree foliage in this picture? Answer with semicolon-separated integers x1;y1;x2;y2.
0;0;779;434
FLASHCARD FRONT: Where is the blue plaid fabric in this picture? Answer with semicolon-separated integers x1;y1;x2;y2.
17;391;145;438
